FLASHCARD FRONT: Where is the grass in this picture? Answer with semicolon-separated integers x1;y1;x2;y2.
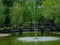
0;32;60;45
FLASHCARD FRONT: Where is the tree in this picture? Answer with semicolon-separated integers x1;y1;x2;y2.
2;0;14;27
42;0;60;26
0;0;5;27
10;2;23;26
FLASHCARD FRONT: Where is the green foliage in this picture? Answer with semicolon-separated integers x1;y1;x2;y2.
55;18;60;26
23;1;34;22
10;2;23;25
42;0;60;25
42;0;60;19
0;0;60;27
0;0;5;24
